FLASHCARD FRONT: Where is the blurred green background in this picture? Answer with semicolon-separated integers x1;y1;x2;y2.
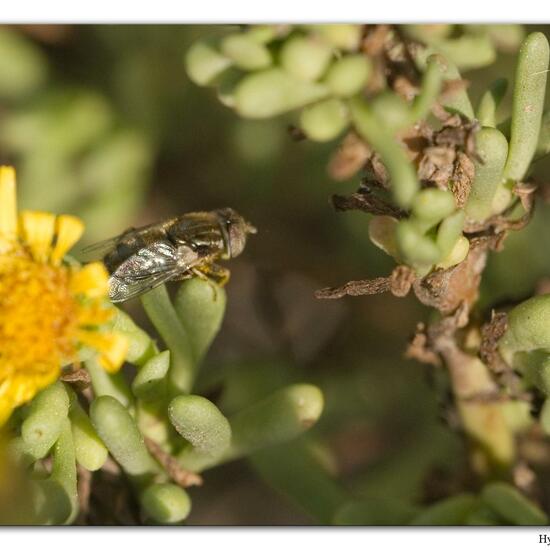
2;24;550;524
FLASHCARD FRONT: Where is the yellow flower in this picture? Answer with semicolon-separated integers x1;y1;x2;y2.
0;166;128;426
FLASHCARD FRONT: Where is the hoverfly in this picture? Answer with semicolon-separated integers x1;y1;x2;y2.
83;208;257;303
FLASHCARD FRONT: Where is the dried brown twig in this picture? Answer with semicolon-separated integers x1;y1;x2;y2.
60;366;91;392
330;191;407;218
315;265;416;300
144;437;203;488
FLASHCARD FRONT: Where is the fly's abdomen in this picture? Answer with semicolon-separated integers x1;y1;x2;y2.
103;233;150;273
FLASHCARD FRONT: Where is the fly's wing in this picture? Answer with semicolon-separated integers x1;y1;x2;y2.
108;240;195;302
79;219;172;262
79;235;122;262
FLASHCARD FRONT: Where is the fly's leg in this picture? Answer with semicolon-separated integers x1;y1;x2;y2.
191;268;218;300
203;263;231;287
192;263;230;301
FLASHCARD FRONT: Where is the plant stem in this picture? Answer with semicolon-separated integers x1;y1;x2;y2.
348;96;419;207
141;285;195;395
50;419;79;524
85;357;133;408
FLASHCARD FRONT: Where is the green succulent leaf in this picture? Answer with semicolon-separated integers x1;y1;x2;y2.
173;278;226;365
140;483;191;524
234;68;330;119
482;482;547;526
476;78;508;128
69;400;108;472
465;127;509;222
132;351;170;402
503;32;549;182
169;394;231;458
90;395;157;478
21;381;71;459
410;494;477;526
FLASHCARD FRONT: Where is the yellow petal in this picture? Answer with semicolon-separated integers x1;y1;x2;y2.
79;330;129;373
0;381;14;428
0;401;14;428
98;333;129;373
0;166;17;245
19;210;56;263
51;215;84;265
0;370;60;427
70;262;110;298
77;302;114;327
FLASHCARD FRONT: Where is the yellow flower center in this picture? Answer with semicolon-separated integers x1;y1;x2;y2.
0;249;79;380
0;166;129;426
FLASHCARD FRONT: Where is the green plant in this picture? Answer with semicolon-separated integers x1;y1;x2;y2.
0;27;154;241
4;23;550;527
185;24;550;524
5;279;323;525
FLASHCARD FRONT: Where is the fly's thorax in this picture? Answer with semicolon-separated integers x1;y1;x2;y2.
166;212;225;256
174;244;200;268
